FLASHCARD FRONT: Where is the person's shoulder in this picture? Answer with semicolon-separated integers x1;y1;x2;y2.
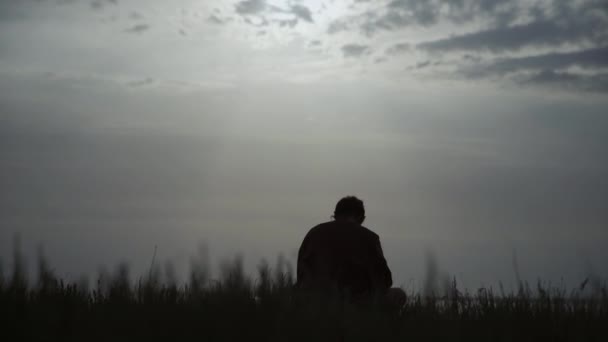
359;225;380;240
316;220;335;227
307;221;334;234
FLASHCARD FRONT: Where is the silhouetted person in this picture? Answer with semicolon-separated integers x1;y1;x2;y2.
297;196;403;304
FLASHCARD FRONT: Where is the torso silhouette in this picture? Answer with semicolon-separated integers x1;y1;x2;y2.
296;220;392;297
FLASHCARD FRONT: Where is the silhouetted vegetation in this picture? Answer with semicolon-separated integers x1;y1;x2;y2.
1;244;607;342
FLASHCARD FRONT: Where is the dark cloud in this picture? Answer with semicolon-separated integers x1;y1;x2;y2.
276;18;297;28
309;40;322;47
124;23;149;34
386;42;410;55
235;0;287;16
354;1;608;93
290;4;313;23
405;60;441;70
462;54;483;63
374;56;387;64
327;20;349;34
329;0;607;52
468;47;608;78
520;70;608;93
408;1;607;54
415;60;431;69
126;77;154;88
455;47;608;92
91;0;118;11
208;14;225;25
341;44;370;58
129;11;143;20
234;0;313;27
234;0;266;15
418;18;607;53
329;0;520;36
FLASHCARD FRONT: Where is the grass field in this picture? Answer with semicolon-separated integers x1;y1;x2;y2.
1;249;607;342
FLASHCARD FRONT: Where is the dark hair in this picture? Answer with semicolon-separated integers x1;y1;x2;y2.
333;196;365;223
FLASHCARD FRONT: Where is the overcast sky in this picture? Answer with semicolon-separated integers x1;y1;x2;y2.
1;0;607;290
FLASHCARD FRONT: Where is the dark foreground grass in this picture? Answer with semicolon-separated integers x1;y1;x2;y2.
1;253;607;342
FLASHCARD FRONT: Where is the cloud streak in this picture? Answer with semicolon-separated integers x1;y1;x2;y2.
91;0;118;11
456;46;608;92
124;23;150;34
385;42;410;56
328;0;521;36
342;44;370;58
349;0;608;92
520;70;608;93
418;19;607;53
468;47;608;77
290;4;313;23
235;0;266;15
233;0;314;28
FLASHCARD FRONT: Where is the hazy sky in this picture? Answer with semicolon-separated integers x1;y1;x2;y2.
1;0;607;289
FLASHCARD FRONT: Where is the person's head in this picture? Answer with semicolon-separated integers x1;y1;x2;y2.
333;196;365;224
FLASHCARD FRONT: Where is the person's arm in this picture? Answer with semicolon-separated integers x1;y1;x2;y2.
371;235;393;290
296;230;312;288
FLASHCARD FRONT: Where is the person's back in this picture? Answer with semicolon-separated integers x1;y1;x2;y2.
296;196;392;298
